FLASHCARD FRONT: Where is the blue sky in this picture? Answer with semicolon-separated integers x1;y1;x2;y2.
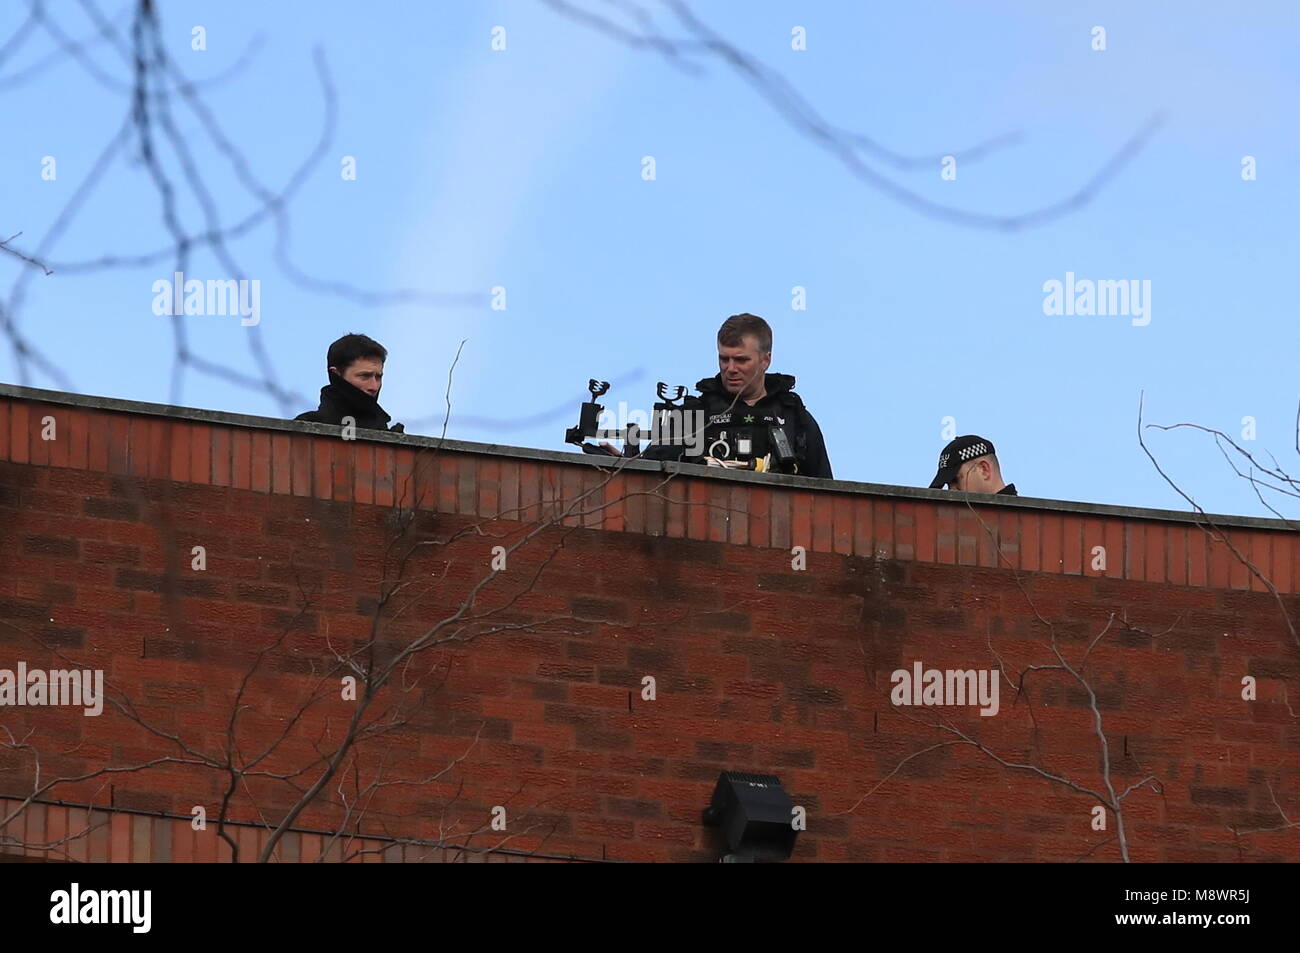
2;0;1297;517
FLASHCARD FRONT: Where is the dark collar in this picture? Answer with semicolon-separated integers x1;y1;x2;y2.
696;372;796;400
321;374;390;424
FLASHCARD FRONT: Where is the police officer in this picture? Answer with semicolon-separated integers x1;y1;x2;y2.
929;435;1016;495
643;313;833;478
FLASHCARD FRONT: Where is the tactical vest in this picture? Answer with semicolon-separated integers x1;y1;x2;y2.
693;389;808;473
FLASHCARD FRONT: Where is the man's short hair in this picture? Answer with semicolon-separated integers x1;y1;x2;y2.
718;313;772;354
327;333;387;374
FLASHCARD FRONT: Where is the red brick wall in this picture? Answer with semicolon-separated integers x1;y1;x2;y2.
0;798;570;863
1;393;1298;861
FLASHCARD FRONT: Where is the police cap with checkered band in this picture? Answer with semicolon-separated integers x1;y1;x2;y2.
929;435;997;489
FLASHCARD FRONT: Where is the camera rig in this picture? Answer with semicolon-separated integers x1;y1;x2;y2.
564;377;799;473
564;379;692;457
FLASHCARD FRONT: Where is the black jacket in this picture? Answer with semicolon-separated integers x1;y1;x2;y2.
295;374;404;433
645;372;833;479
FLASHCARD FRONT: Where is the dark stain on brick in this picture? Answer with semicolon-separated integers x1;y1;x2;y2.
544;703;604;726
750;659;810;683
23;535;78;557
524;680;568;702
576;726;631;750
628;647;675;670
696;741;753;761
770;748;816;768
115;569;167;593
1118;627;1152;648
234;584;290;606
571;596;627;622
721;635;783;658
596;667;639;688
178;578;219;597
661;673;713;694
142;638;203;661
262;609;317;631
84;498;139;521
633;536;723;564
605;797;662;819
43;627;86;649
537;662;594;681
694;611;750;632
757;573;813;593
919;609;965;629
0;599;52;621
451;714;511;741
673;761;721;782
43;582;75;604
1189;786;1248;807
791;684;843;706
1064;685;1124;710
1248;659;1300;680
274;653;319;675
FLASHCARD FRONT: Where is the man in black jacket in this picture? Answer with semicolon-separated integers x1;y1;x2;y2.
642;313;833;478
295;333;404;433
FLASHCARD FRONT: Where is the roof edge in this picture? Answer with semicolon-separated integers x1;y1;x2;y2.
3;382;1295;534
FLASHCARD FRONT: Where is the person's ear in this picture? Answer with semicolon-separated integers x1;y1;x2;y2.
328;365;339;376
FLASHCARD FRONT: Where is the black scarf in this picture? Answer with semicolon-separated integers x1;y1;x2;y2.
300;373;403;432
